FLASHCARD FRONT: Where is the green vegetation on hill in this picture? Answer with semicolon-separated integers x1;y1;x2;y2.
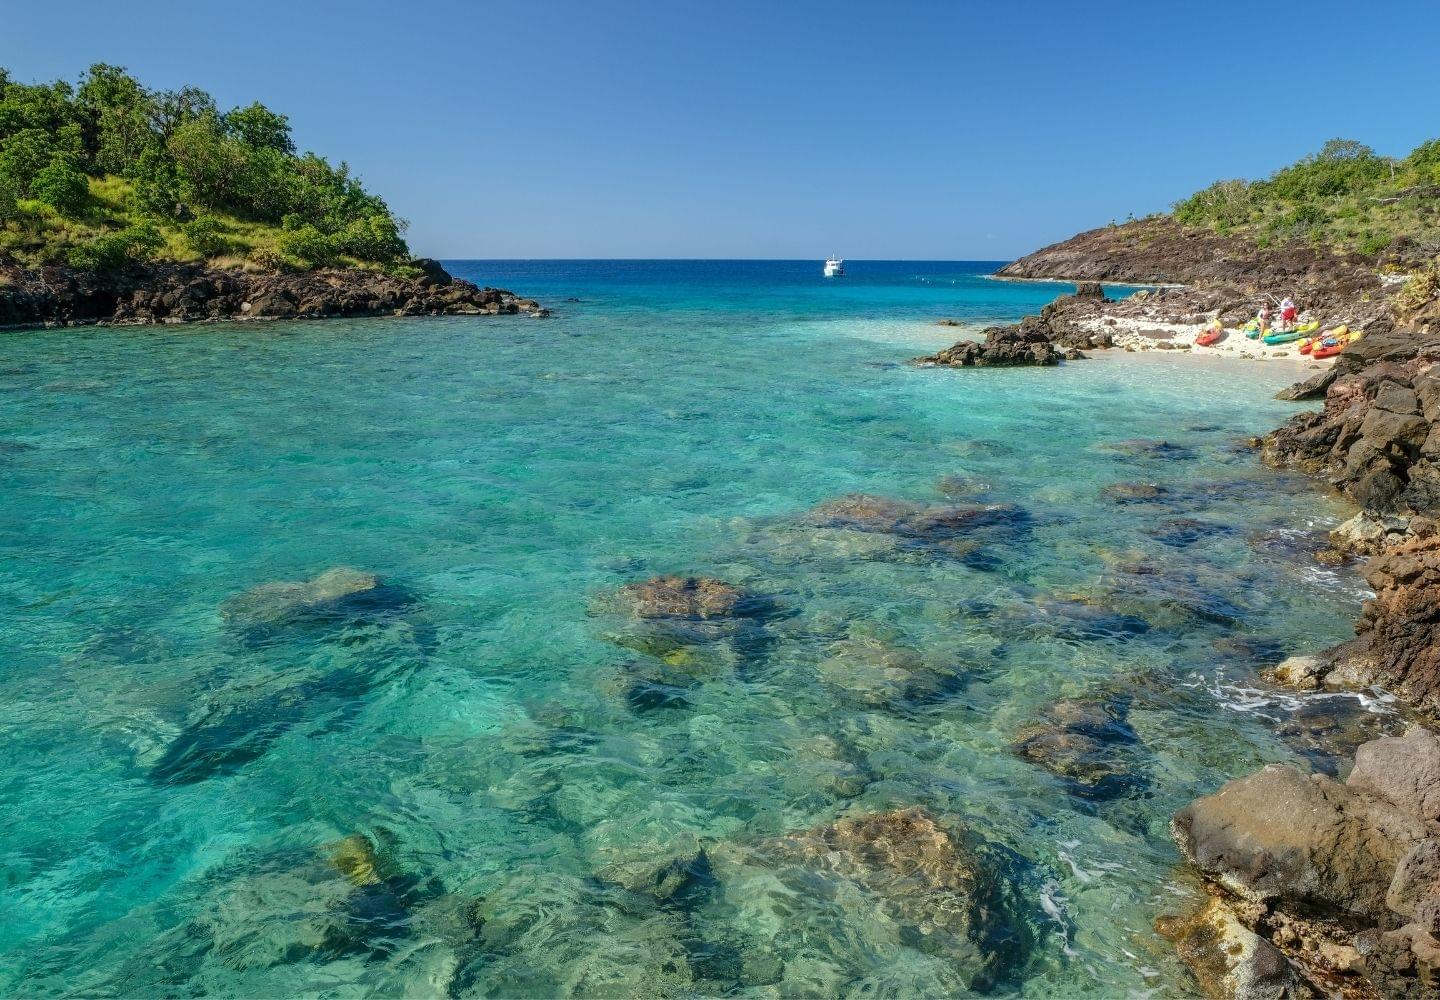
1172;138;1440;258
0;65;412;271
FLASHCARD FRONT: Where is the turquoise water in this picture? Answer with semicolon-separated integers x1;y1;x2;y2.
0;260;1384;997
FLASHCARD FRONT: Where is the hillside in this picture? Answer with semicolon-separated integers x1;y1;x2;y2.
0;64;412;273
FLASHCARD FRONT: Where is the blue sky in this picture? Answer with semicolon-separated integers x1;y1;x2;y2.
4;0;1438;259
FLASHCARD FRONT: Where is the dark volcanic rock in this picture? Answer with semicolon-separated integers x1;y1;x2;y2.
0;258;546;329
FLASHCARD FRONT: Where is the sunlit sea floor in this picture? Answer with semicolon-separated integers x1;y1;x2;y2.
0;262;1390;997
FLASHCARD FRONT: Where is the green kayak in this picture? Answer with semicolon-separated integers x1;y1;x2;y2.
1262;330;1304;345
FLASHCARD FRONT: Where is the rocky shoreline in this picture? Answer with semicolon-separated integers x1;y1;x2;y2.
0;257;547;330
934;217;1440;995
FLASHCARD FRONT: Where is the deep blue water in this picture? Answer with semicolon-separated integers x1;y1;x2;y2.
0;260;1384;997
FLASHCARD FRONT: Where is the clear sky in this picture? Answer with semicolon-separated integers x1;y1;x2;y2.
4;0;1438;259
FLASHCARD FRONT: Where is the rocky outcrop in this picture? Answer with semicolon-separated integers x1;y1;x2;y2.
1170;728;1440;997
998;217;1383;306
0;257;546;329
915;288;1105;366
1263;355;1440;514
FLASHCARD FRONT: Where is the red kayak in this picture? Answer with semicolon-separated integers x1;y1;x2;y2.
1312;337;1348;359
1196;328;1225;347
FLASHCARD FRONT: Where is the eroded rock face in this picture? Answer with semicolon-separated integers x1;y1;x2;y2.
0;258;547;329
1169;727;1440;997
1348;726;1440;824
1264;358;1440;515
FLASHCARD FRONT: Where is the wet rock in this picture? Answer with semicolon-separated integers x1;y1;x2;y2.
1156;896;1311;999
1271;696;1400;777
1172;764;1429;922
1012;696;1144;799
1330;511;1411;557
1329;534;1440;718
1348;726;1440;823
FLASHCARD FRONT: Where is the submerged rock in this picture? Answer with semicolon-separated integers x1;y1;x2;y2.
815;635;959;708
1146;517;1234;548
221;567;414;641
1012;696;1145;800
610;575;765;621
803;493;1028;564
593;575;775;682
148;622;425;784
1097;438;1196;461
711;807;1027;991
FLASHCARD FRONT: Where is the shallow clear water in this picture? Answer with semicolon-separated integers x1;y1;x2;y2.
0;261;1384;997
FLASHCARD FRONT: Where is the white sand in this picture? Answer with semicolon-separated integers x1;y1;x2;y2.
1075;315;1339;364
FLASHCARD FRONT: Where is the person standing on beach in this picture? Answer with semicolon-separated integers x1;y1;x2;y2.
1280;296;1298;330
1257;303;1271;335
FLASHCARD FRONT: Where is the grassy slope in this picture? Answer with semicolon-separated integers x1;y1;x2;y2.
1;176;392;272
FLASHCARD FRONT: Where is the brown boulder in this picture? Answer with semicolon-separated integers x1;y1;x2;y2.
1172;764;1429;922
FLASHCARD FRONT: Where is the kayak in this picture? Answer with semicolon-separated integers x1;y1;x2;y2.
1301;325;1348;355
1243;320;1261;340
1313;330;1363;359
1262;330;1306;345
1196;328;1225;346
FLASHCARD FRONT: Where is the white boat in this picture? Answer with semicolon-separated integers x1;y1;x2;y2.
823;257;844;277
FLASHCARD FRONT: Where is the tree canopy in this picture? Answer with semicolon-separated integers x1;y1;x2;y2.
0;64;411;270
1172;137;1440;257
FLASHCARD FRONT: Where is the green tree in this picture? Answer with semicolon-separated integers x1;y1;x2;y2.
167;112;240;210
77;63;156;174
129;145;185;218
0;127;56;195
31;155;89;215
224;102;294;153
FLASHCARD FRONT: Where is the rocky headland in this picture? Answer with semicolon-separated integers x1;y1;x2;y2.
949;212;1440;995
0;256;547;329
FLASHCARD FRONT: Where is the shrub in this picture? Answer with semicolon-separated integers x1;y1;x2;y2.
1355;231;1393;257
31;156;89;215
67;222;163;270
180;215;231;257
276;219;338;267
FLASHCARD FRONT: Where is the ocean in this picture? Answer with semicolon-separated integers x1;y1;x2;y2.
0;259;1384;996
